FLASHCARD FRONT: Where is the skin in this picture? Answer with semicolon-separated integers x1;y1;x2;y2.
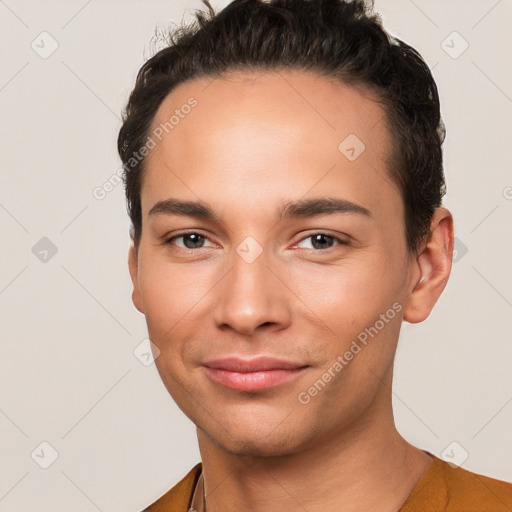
128;69;454;512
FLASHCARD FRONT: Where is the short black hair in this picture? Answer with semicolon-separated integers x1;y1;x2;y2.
118;0;446;254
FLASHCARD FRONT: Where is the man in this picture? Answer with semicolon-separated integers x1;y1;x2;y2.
117;0;512;510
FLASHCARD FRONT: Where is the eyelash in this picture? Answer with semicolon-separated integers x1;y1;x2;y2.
164;231;349;252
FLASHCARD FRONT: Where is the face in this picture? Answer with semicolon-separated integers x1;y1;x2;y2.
128;70;430;457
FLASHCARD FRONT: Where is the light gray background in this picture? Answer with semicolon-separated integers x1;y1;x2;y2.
0;0;511;510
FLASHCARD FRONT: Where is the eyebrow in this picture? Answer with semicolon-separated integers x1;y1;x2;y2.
148;197;372;221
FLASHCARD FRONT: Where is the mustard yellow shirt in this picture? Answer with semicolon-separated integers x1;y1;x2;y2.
142;453;512;511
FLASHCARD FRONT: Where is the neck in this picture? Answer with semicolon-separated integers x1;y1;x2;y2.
196;404;432;512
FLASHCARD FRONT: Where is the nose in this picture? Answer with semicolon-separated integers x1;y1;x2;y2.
212;245;293;337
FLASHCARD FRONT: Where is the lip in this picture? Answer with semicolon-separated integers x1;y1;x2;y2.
202;357;308;392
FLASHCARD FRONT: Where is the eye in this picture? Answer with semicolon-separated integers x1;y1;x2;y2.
164;231;347;252
295;233;348;251
165;231;217;250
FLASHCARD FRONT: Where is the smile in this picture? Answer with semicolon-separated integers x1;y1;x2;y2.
202;357;309;392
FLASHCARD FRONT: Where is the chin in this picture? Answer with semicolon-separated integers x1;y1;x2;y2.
216;435;299;458
200;418;313;459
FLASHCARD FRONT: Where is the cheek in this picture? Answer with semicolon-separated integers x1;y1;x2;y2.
138;265;193;391
295;256;402;328
136;263;190;364
136;257;217;373
137;256;202;329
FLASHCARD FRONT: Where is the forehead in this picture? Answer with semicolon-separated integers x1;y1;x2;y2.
142;69;401;226
149;69;388;145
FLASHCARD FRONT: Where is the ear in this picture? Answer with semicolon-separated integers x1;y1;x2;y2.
128;243;145;314
403;207;454;324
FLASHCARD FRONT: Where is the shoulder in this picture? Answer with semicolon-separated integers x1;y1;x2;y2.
438;457;512;511
402;453;512;512
142;463;202;512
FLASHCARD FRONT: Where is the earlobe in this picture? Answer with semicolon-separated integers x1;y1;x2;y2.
403;208;454;324
128;243;145;314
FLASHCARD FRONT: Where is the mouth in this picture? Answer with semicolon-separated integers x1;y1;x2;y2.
202;356;309;392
